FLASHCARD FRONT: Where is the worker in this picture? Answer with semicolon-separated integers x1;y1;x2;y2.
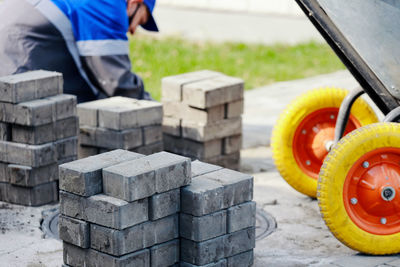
0;0;158;103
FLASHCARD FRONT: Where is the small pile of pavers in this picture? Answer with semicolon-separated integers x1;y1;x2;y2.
59;150;255;266
77;97;163;158
162;70;243;170
0;71;78;206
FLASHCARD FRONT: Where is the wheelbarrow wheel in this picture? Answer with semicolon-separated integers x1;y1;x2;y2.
271;87;377;197
318;123;400;254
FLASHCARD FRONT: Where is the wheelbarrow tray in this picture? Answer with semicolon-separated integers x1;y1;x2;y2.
296;0;400;114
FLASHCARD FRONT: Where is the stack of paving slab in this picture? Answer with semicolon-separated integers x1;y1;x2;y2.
77;96;163;158
0;71;78;206
180;160;255;267
59;149;191;267
162;70;244;170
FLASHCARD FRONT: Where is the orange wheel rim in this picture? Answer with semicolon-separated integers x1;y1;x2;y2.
293;108;360;179
343;147;400;235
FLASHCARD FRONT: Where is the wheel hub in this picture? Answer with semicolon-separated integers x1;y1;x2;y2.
344;148;400;235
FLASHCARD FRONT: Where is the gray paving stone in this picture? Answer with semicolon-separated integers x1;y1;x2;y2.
180;259;227;267
163;134;222;159
79;126;143;150
182;117;242;142
46;94;77;120
0;162;8;183
6;181;58;206
77;101;99;127
3;141;57;167
63;242;150;267
223;135;242;155
97;97;163;130
56;116;79;140
59;190;85;220
226;99;244;118
163;101;225;124
162;117;181;137
191;160;223;178
162;70;222;101
182;75;244;109
206;168;253;208
78;145;99;159
90;214;178;256
224;227;255;258
181;176;224;216
0;122;11;141
59;149;143;196
7;163;58;187
181;235;226;265
58;155;77;165
103;152;190;201
226;250;253;267
0;182;7;201
150;239;179;267
55;136;78;161
142;125;162;145
0;70;62;103
180;210;227;242
5;98;56;126
85;194;148;230
149;188;180;221
130;141;163;156
12;123;55;145
227;202;256;233
59;215;90;248
205;152;241;171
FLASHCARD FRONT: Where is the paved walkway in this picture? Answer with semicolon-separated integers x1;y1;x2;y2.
143;6;324;45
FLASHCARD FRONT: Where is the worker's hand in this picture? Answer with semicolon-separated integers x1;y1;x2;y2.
127;0;150;35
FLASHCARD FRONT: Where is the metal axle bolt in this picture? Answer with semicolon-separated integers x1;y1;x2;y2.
362;161;370;168
381;218;387;225
306;160;311;166
350;198;358;205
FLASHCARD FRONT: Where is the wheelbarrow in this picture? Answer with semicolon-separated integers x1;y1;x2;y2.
271;0;400;254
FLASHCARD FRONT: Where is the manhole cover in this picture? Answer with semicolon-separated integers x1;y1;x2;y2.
41;207;276;241
41;208;59;240
256;208;277;241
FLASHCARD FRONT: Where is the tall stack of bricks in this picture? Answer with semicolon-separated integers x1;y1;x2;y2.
77;96;163;158
180;160;255;267
0;71;78;206
59;149;191;267
162;70;244;170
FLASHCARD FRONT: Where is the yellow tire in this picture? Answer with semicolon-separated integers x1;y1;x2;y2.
271;87;377;197
318;123;400;254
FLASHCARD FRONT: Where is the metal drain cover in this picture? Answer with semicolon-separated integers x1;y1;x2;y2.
256;208;277;241
41;208;59;240
42;207;276;241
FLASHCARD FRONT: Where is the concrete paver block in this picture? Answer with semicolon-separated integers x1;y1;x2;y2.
0;163;8;183
103;152;190;201
46;94;77;120
55;136;78;161
77;102;99;127
205;152;241;171
0;70;62;103
162;70;222;101
130;141;163;156
4;98;56;126
12;122;55;145
182;117;242;142
223;135;242;155
8;163;58;187
142;125;162;145
227;202;256;233
0;122;10;141
191;160;223;178
56;116;79;140
181;176;224;216
163;134;222;159
59;190;85;220
4;141;57;167
6;181;57;206
149;188;180;221
59;215;90;248
180;259;227;267
150;239;179;267
180;210;227;242
182;75;244;109
85;194;148;230
181;235;226;265
163;101;225;124
78;145;98;159
162;117;181;137
224;227;255;258
59;149;143;196
226;99;244;119
226;250;253;267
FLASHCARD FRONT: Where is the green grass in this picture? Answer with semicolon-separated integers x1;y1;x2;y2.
128;36;345;101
